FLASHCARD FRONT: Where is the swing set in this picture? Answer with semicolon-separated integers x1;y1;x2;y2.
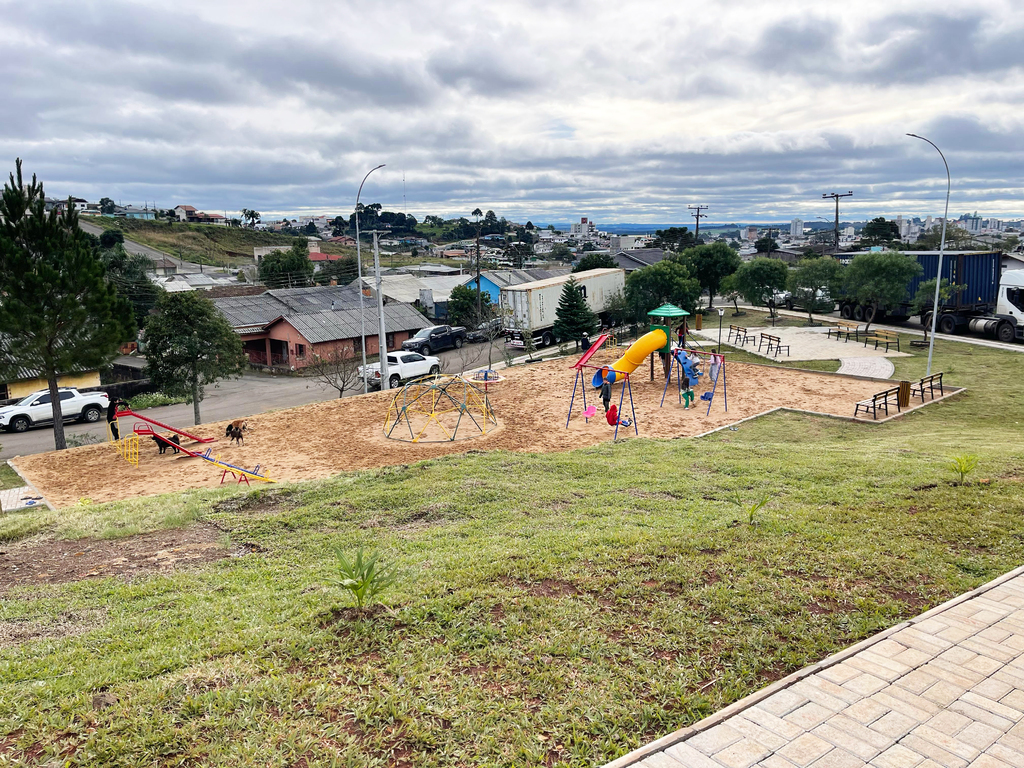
564;333;638;441
661;347;728;415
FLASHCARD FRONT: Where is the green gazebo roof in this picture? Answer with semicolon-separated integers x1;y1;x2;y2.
647;303;690;318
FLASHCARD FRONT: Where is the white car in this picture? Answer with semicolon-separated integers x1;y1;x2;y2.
358;352;441;390
0;388;110;433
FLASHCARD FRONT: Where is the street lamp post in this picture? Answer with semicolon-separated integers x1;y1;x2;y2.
717;307;725;353
356;164;385;393
907;134;950;377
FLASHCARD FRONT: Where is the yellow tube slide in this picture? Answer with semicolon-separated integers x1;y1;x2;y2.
609;328;668;376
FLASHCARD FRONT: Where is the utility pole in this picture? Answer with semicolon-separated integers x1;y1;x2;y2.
367;228;391;391
822;192;853;255
688;205;709;242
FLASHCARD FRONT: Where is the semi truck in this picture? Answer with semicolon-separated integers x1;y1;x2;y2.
836;251;1024;343
502;267;626;347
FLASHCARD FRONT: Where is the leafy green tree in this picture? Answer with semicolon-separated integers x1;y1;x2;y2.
652;226;697;252
860;217;900;247
719;273;744;315
549;243;572;261
313;256;359;286
753;235;778;254
99;229;124;248
573;252;617;272
911;279;965;317
99;197;117;215
789;257;843;325
258;241;314;288
102;244;163;328
676;242;741;309
144;292;247;425
447;284;490;328
843;251;923;329
909;223;974;251
0;159;134;450
625;261;701;320
732;258;790;317
553;277;598;347
241;209;261;228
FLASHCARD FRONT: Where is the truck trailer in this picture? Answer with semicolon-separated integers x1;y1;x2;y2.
501;267;626;347
837;251;1024;343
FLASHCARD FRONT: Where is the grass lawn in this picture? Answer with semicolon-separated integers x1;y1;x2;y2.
2;338;1023;767
0;461;22;491
92;219;309;268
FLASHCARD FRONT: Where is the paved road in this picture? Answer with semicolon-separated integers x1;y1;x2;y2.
0;340;509;458
79;220;202;274
610;565;1024;768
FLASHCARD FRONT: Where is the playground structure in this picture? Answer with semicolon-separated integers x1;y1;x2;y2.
384;374;498;443
566;304;699;439
107;408;274;485
661;348;728;415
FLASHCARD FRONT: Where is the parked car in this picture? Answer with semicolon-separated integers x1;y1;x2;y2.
358;352;441;390
401;325;467;355
0;388;110;433
769;289;834;312
466;318;503;343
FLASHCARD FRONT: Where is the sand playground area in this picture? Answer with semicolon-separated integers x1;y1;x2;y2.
13;349;934;508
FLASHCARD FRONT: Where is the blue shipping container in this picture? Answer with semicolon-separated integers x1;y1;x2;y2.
905;252;1000;310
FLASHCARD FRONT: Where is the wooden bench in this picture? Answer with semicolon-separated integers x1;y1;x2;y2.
910;372;944;401
727;325;756;346
854;386;902;419
828;320;863;342
863;329;900;351
758;333;790;357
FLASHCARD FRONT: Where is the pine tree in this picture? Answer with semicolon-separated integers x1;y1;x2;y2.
0;159;135;450
553;277;598;347
144;292;248;425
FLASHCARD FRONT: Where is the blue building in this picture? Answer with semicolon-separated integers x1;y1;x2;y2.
459;268;571;305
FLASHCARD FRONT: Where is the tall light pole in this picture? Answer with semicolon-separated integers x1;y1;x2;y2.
907;134;950;377
356;164;385;393
369;228;392;390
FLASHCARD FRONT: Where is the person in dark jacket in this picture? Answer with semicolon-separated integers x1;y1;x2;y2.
107;398;127;440
600;378;612;413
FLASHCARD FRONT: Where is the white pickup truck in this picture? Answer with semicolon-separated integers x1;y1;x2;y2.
358;352;441;390
0;388;110;433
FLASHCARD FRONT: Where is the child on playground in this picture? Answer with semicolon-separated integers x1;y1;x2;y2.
600;378;612;413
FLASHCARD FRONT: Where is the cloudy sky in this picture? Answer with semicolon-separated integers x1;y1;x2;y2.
3;0;1022;224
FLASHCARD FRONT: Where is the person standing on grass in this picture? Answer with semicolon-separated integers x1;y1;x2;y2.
107;397;127;440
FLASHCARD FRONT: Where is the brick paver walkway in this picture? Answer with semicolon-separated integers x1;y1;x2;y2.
605;566;1024;768
836;358;894;379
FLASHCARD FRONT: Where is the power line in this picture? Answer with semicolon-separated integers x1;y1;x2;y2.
822;191;853;255
688;205;709;241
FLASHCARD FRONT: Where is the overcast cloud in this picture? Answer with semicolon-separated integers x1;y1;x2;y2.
3;0;1022;223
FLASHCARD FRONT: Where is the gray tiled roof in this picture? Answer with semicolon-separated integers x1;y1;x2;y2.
271;303;429;344
612;248;666;271
213;284;364;328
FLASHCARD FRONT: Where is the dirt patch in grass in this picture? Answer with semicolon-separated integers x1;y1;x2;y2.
0;608;106;648
0;524;246;591
627;489;680;501
213;489;296;515
505;578;581;598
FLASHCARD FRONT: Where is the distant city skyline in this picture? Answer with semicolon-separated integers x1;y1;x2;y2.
6;1;1023;223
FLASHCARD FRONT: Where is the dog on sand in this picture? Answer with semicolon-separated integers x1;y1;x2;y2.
153;433;181;454
225;419;248;437
227;425;244;446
